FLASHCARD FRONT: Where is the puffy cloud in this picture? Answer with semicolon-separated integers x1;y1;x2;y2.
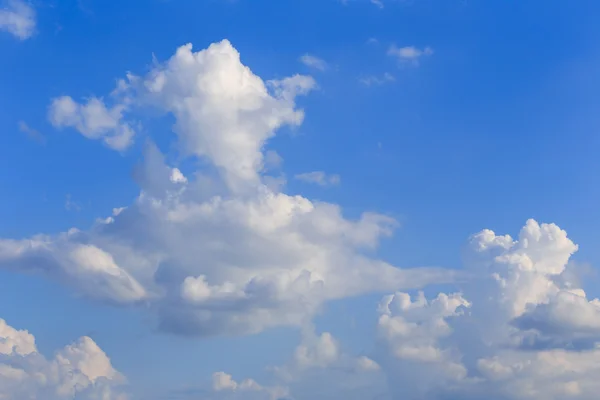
129;40;316;192
368;219;600;400
0;233;148;304
0;0;35;40
251;219;600;400
299;54;328;71
211;372;289;400
0;39;454;340
13;36;600;400
375;291;471;398
269;329;387;400
387;44;433;66
48;96;135;151
0;318;126;399
294;171;340;187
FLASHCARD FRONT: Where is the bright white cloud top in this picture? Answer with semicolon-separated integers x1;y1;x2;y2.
2;39;599;399
0;318;126;399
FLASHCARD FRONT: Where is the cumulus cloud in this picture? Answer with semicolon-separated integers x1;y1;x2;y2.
0;318;127;399
48;96;136;151
211;372;289;400
294;171;340;187
1;40;453;341
13;37;598;400
387;44;433;66
299;54;328;72
268;328;386;400
367;219;600;400
0;0;35;40
211;219;600;400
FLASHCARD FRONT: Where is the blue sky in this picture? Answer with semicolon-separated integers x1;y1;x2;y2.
2;0;600;399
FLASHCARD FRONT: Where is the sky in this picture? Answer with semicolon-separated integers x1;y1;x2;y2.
2;0;600;399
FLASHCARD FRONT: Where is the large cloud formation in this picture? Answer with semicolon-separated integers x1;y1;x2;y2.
3;40;599;399
1;40;452;339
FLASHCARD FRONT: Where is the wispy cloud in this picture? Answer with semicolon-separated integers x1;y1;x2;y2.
18;121;46;144
299;54;329;71
295;171;341;187
0;0;36;40
359;73;396;87
388;44;433;66
65;194;82;212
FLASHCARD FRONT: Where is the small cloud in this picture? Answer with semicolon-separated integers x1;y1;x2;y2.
299;54;328;72
359;72;395;87
371;0;384;8
65;194;82;212
295;171;340;187
388;44;433;66
366;37;379;46
169;168;187;184
18;121;46;144
0;0;36;40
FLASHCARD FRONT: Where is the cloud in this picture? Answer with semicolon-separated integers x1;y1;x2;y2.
0;40;454;340
0;318;127;399
359;73;395;87
211;372;289;400
299;54;328;72
387;45;433;66
371;0;384;8
18;121;46;144
65;194;82;212
12;37;600;400
0;0;35;40
206;219;600;400
294;171;340;187
48;96;136;151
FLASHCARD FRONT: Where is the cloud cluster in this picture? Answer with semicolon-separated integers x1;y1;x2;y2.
1;40;452;341
0;318;126;399
210;219;600;400
0;0;35;40
5;39;600;400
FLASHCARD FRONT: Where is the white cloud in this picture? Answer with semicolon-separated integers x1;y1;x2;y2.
0;0;35;40
10;37;600;400
48;96;136;151
359;73;395;87
387;45;433;66
1;40;454;340
299;54;328;72
371;0;384;8
294;171;340;187
0;318;127;399
230;219;600;400
212;372;289;400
